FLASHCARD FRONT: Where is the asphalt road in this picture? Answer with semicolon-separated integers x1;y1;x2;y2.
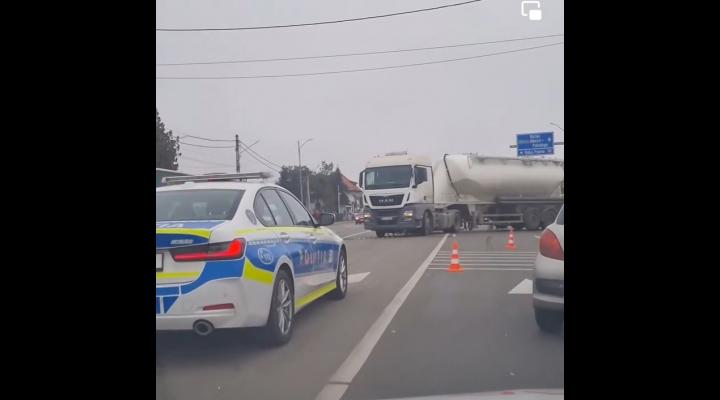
156;224;563;400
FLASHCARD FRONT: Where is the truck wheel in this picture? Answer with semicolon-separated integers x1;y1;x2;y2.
540;207;557;228
445;214;461;233
523;208;541;230
375;231;385;238
421;212;432;236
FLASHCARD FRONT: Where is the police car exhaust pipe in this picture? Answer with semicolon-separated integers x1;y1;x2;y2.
193;320;214;336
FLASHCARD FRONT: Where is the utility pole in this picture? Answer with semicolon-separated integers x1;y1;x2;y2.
235;134;240;173
297;138;313;207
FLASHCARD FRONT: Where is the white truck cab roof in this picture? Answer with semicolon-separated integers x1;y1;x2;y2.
364;153;433;169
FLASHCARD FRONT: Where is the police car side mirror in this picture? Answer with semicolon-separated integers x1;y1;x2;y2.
318;213;335;226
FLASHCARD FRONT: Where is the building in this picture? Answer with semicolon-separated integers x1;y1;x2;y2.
340;174;363;214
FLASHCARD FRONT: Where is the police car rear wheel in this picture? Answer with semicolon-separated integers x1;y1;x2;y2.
331;251;348;300
264;270;293;346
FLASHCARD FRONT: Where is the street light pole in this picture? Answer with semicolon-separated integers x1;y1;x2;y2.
297;138;313;207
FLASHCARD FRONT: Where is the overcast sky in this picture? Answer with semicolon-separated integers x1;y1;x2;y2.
156;0;564;180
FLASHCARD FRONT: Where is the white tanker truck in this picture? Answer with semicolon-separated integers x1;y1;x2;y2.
358;152;564;237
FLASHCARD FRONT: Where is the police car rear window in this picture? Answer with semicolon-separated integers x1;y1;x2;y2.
156;190;245;221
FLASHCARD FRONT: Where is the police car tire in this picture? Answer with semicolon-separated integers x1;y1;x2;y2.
330;251;348;300
263;269;294;346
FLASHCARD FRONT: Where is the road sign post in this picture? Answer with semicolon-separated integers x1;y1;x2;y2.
516;132;554;156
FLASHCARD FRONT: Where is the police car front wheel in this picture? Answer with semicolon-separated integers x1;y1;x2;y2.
264;269;294;346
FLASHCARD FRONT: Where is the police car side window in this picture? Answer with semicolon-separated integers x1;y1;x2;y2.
260;189;294;227
278;190;313;226
253;193;276;226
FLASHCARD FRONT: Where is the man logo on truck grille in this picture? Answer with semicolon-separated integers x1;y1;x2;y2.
370;195;402;206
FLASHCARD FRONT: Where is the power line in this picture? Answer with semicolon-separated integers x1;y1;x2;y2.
241;149;282;173
157;34;563;66
157;42;563;80
179;133;235;142
178;141;235;149
180;155;236;167
239;142;283;172
240;141;281;167
157;0;484;32
240;141;283;169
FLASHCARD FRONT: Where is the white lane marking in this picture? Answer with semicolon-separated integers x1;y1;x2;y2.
509;278;534;294
317;384;347;400
428;267;533;271
534;235;541;239
347;272;370;284
315;234;449;400
342;230;371;239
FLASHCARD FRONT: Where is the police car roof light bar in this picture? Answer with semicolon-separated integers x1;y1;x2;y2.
162;172;272;184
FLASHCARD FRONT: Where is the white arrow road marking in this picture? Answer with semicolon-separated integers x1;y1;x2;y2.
509;278;533;294
347;272;370;284
342;230;371;239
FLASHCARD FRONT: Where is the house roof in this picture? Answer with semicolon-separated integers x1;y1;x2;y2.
340;174;362;192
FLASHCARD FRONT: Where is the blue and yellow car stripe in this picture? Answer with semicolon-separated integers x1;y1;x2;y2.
156;225;342;314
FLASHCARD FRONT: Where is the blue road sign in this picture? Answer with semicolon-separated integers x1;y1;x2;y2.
517;132;554;156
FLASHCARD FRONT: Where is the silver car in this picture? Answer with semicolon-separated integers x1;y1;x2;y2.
533;205;564;332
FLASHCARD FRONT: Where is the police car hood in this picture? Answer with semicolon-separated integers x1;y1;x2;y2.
156;220;230;249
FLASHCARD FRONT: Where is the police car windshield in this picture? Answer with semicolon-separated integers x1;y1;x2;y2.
156;189;244;221
364;165;412;190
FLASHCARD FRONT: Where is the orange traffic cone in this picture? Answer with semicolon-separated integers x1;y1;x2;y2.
447;240;464;272
505;227;517;250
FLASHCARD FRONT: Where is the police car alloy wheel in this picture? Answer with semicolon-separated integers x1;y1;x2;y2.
331;251;348;300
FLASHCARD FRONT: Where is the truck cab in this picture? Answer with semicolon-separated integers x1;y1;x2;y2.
359;153;454;237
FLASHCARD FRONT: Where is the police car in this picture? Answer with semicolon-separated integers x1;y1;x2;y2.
156;173;348;345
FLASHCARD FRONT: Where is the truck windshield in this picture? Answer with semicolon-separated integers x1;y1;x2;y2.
364;165;413;190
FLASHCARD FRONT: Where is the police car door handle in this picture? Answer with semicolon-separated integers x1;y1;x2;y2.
279;233;290;243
